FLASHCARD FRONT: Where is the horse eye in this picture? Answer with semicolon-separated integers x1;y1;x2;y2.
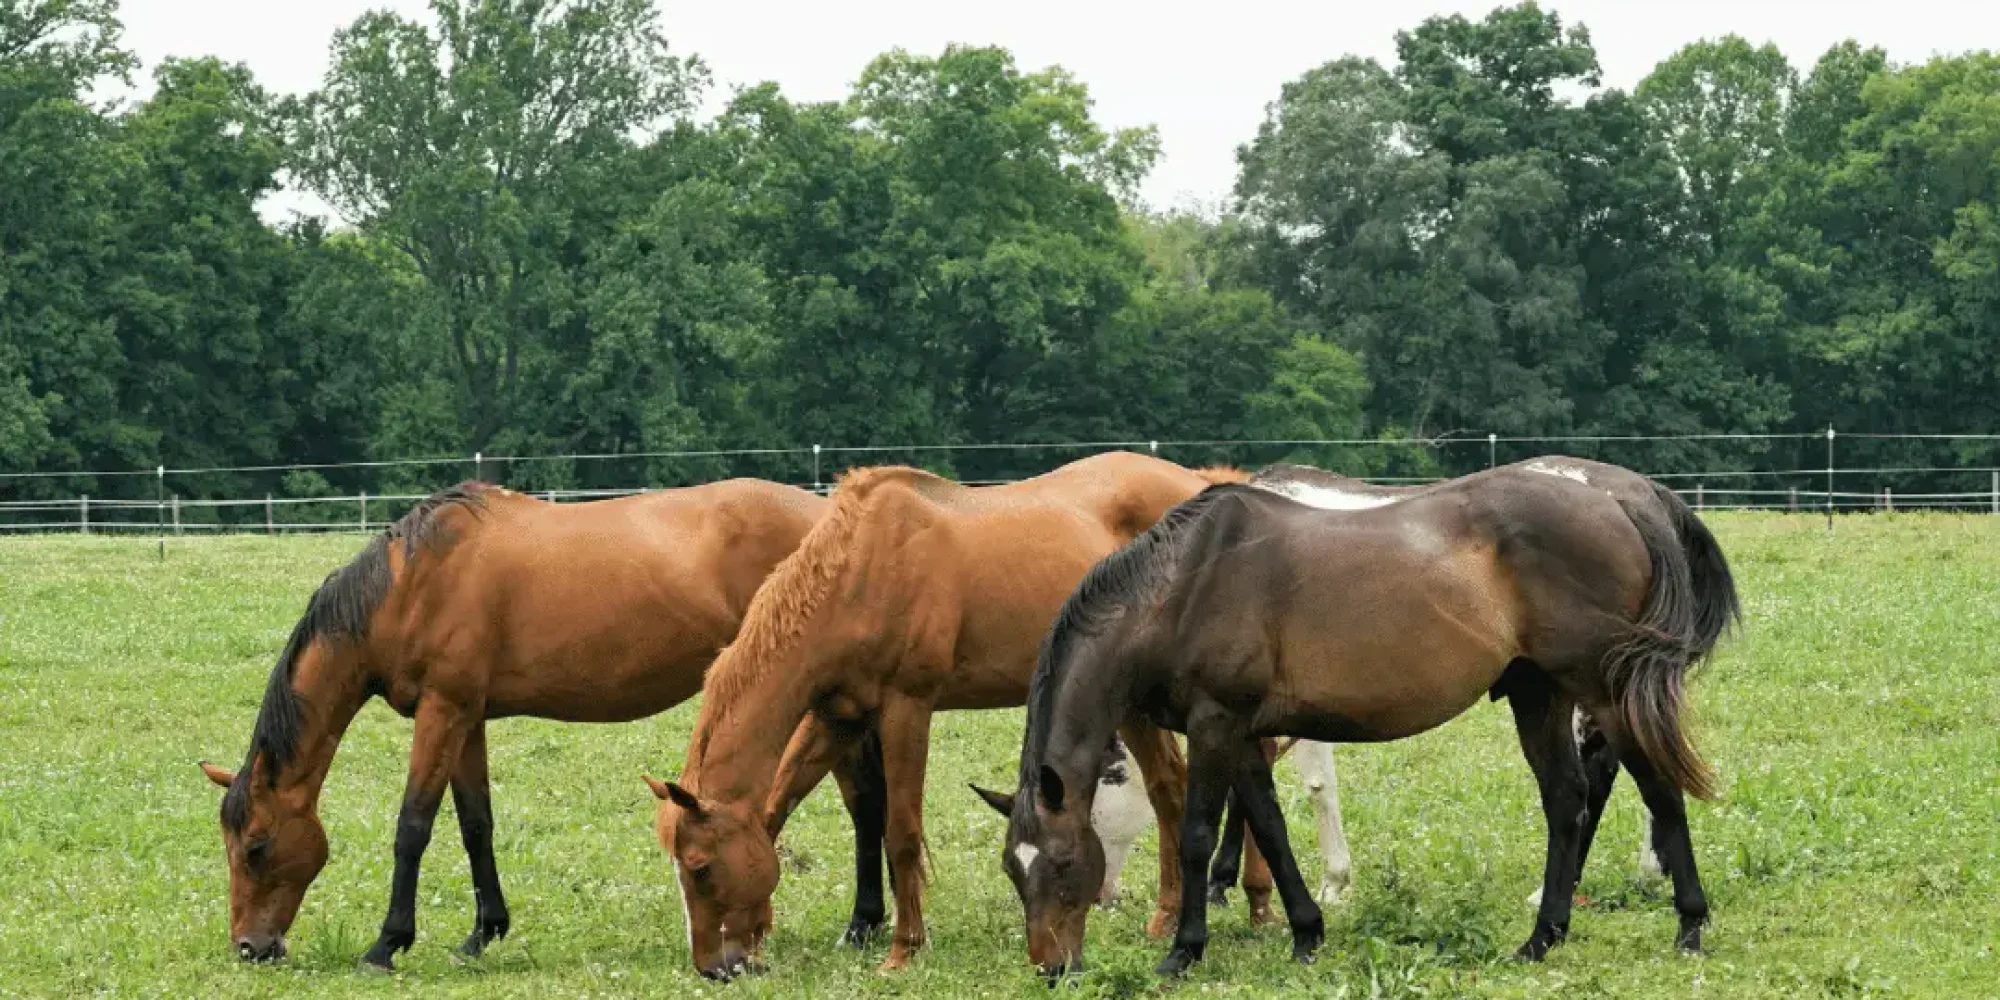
689;863;711;882
245;838;271;868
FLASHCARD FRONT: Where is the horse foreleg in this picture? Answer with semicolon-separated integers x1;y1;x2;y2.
1288;739;1353;904
1155;710;1233;977
876;697;934;972
1206;791;1245;904
1117;721;1186;938
831;728;889;947
361;698;476;971
450;721;510;958
1237;738;1279;926
1229;736;1323;964
1507;682;1588;962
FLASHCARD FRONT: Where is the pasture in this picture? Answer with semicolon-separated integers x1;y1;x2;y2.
0;515;1995;998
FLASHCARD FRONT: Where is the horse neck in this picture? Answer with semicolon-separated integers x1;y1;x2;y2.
1037;631;1142;809
683;653;826;812
268;639;372;805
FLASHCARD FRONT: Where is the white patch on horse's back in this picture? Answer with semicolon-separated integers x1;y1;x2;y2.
672;861;693;952
1525;461;1591;485
1262;480;1398;511
1013;843;1042;872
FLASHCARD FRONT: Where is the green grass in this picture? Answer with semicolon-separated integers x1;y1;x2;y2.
1;516;1996;998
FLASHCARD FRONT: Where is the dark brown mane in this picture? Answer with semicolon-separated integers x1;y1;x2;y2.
222;482;493;831
689;466;946;765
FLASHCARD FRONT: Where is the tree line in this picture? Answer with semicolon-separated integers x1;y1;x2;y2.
4;0;1998;514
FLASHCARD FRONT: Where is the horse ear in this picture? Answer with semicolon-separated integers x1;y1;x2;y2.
199;761;236;789
970;783;1014;818
1037;765;1066;814
662;779;704;816
642;773;671;800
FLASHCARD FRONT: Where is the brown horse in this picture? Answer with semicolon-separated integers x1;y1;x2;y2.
195;479;843;969
644;452;1263;979
985;457;1739;976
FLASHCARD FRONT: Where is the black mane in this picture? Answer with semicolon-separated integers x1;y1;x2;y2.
1016;483;1252;793
221;482;492;831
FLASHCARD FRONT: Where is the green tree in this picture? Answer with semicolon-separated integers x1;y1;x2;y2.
287;0;706;458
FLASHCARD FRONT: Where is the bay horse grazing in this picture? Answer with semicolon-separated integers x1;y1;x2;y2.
645;452;1264;979
988;457;1738;977
196;479;843;969
1201;463;1664;909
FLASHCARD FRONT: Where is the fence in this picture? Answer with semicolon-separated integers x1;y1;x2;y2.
6;430;2000;536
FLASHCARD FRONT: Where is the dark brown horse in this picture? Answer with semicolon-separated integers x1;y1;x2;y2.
981;457;1739;976
196;479;844;969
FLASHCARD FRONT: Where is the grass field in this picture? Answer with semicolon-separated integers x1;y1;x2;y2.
1;515;1997;998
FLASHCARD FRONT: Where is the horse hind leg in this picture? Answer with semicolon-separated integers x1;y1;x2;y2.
1117;721;1187;939
831;726;889;947
1527;706;1619;908
451;721;511;958
1617;747;1709;953
1506;675;1590;961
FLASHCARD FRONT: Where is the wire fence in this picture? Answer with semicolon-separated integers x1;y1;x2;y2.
5;430;2000;536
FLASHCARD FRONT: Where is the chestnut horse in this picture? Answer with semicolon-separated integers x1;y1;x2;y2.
196;479;848;969
988;457;1738;976
644;452;1262;979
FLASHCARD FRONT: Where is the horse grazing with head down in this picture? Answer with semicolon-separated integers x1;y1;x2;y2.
645;451;1273;980
197;479;852;970
985;457;1739;978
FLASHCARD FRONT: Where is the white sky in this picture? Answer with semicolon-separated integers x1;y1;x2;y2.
111;0;1988;217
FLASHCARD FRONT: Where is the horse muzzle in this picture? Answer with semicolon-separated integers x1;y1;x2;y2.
235;934;287;963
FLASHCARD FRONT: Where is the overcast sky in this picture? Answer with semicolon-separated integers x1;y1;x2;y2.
112;0;1988;217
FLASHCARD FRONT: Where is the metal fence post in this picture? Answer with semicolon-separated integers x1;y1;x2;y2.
265;494;274;535
1883;486;1892;512
359;492;368;532
812;444;822;493
172;495;181;535
79;494;88;535
1695;484;1704;511
1992;470;1998;515
156;466;165;560
1488;433;1497;469
1788;486;1798;513
474;451;483;483
1824;427;1836;532
1148;440;1158;456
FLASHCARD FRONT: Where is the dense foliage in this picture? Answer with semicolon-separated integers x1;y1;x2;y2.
5;0;1998;511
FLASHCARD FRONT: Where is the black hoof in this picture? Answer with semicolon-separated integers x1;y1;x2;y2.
460;915;509;958
1291;922;1324;964
841;916;885;948
1676;922;1704;955
1155;945;1202;977
1206;884;1230;906
360;931;412;971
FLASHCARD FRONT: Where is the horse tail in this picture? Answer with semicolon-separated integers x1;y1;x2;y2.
1605;480;1741;802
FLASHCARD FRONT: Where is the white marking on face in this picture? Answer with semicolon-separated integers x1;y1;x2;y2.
1261;481;1398;510
1013;843;1042;872
1525;461;1590;484
672;861;693;952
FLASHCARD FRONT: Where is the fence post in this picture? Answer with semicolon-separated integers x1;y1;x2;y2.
80;494;89;535
1695;484;1704;511
1824;426;1836;532
1883;486;1892;512
812;444;822;494
265;494;274;535
172;495;181;535
1788;486;1798;514
1488;432;1497;469
1992;470;1998;515
474;451;483;483
156;466;165;560
359;492;368;532
1148;439;1158;456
